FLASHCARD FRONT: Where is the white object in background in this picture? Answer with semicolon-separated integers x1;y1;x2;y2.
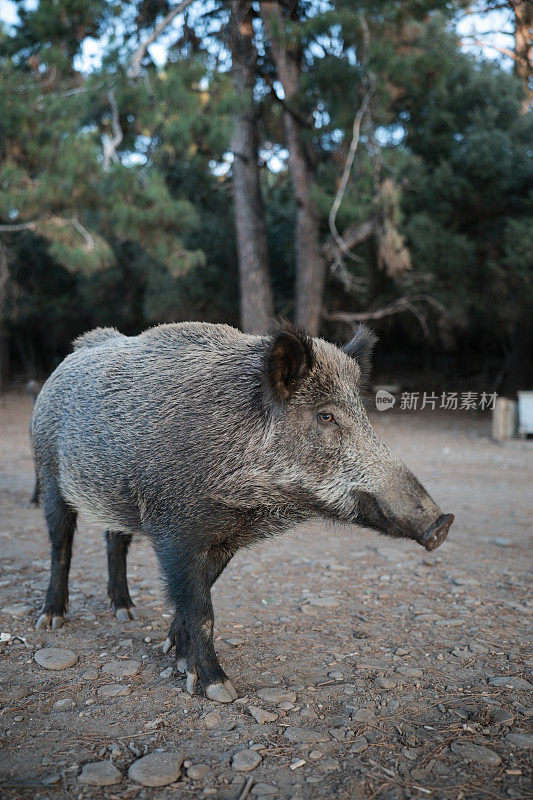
491;398;517;441
517;391;533;436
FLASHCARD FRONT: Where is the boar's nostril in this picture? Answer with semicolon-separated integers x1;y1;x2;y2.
420;513;454;551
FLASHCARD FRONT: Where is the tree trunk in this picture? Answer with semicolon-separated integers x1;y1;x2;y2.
512;0;532;112
261;3;326;336
230;0;274;334
0;242;10;396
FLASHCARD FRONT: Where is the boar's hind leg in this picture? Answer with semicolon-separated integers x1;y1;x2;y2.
105;531;137;621
157;544;237;703
36;478;76;630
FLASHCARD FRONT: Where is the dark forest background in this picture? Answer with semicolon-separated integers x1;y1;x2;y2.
1;0;531;394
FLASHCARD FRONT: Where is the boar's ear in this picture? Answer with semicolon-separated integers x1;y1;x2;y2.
342;325;378;384
266;324;314;403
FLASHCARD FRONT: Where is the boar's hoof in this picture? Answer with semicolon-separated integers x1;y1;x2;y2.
186;670;198;696
36;612;51;630
115;606;137;622
205;682;237;704
36;612;64;630
162;637;174;654
224;679;238;700
176;657;187;674
421;513;455;551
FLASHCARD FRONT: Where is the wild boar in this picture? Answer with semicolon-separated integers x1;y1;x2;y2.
31;321;454;703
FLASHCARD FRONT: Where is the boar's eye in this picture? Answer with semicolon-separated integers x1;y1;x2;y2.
317;411;335;425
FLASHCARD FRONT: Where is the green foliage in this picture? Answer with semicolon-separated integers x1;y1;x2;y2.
1;0;531;389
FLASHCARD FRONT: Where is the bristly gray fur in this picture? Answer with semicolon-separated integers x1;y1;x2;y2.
73;327;125;350
30;320;450;697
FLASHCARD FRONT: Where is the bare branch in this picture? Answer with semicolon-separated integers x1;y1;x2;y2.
70;217;95;251
328;16;375;263
102;90;123;172
461;35;520;62
324;219;374;265
0;221;38;232
324;294;446;339
127;0;196;80
1;216;95;252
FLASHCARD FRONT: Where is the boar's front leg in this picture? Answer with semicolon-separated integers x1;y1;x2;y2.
155;540;237;703
163;546;234;655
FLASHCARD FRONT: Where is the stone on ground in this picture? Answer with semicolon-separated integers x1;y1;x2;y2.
187;763;210;779
128;751;184;787
204;711;221;729
257;688;297;704
52;698;75;710
2;603;32;617
97;684;132;698
78;761;122;786
248;705;278;724
251;784;278;795
451;741;501;765
505;732;533;749
34;648;77;670
284;726;329;744
101;659;141;678
232;749;262;771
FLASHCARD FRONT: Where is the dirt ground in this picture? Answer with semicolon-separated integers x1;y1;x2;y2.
0;392;531;800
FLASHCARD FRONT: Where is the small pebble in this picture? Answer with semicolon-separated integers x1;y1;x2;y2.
278;701;294;711
101;659;141;679
251;783;278;795
1;604;33;618
187;763;210;780
257;688;297;704
78;761;122;786
232;749;262;771
489;676;532;690
204;712;221;729
396;666;423;678
248;705;278;724
350;736;368;754
53;698;75;710
375;676;397;689
450;741;501;766
42;775;60;786
128;751;184;787
329;727;353;741
160;666;173;678
309;750;322;760
81;669;99;681
97;684;132;699
34;648;77;671
309;596;339;607
489;708;514;726
505;732;533;749
284;727;329;744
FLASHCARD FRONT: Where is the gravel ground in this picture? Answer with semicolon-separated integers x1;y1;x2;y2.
0;392;532;800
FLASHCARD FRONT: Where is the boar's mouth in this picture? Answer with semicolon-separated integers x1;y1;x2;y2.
355;493;453;551
355;492;392;534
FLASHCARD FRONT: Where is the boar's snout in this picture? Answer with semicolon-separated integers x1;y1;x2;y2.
358;464;454;552
419;513;455;551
